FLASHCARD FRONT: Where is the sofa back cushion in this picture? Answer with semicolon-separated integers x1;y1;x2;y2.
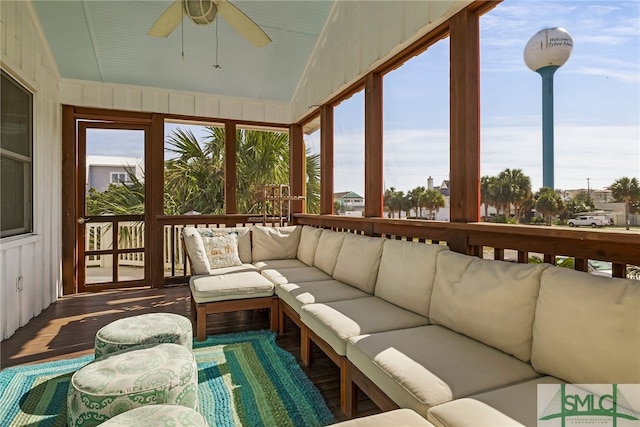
182;227;211;275
531;268;640;384
333;233;385;294
297;226;323;266
251;225;302;262
374;240;448;317
430;251;548;362
313;230;346;276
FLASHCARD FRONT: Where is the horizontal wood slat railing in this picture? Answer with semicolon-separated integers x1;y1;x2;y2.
291;214;640;279
156;214;290;285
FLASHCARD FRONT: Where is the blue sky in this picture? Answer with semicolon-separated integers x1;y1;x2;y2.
89;0;639;196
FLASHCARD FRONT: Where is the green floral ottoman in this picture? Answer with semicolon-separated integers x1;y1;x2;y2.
95;313;192;358
67;343;198;427
100;404;208;426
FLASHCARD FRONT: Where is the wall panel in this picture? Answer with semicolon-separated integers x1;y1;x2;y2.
1;1;61;340
290;0;473;121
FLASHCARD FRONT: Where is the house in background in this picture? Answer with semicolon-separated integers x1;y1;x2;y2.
427;176;451;221
86;156;144;192
333;191;364;216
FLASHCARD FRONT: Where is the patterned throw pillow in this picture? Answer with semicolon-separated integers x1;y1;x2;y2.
200;231;242;269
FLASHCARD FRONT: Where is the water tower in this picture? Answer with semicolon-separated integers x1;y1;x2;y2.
524;28;573;189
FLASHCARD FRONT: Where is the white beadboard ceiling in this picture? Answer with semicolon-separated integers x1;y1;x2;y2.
32;0;333;103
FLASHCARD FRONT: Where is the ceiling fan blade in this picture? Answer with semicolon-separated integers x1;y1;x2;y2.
148;0;183;37
216;0;272;47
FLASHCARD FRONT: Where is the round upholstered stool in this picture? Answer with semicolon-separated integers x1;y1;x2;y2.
95;312;192;358
67;343;198;427
100;404;208;426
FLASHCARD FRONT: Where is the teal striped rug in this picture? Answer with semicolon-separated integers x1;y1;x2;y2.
0;330;336;427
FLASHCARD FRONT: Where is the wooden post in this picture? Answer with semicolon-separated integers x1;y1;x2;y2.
225;121;238;214
449;8;481;223
320;105;334;215
289;124;305;213
149;114;165;288
364;73;384;218
61;105;77;295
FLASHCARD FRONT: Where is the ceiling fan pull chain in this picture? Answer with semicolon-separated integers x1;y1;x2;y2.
213;16;222;69
181;1;185;60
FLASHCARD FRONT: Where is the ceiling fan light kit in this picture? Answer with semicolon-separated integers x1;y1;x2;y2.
148;0;272;48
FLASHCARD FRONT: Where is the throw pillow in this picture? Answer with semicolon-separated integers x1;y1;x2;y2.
200;232;242;270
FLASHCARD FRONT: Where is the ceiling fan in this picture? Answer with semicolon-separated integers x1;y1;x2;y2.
148;0;272;48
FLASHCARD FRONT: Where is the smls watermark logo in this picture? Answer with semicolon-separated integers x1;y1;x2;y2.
538;384;640;427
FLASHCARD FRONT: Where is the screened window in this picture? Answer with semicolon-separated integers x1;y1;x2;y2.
110;172;127;184
1;71;33;238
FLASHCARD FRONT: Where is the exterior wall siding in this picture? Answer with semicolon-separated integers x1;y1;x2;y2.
0;0;61;340
290;0;472;121
60;79;290;124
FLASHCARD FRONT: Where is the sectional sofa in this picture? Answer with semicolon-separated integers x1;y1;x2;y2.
183;224;640;426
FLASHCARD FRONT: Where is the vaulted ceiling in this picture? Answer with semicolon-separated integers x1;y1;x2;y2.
32;0;333;102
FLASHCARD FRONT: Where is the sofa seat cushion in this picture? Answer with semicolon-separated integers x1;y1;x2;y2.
189;271;274;303
430;251;548;362
253;258;308;272
532;267;640;384
301;297;429;356
261;266;332;286
330;409;434;427
276;280;370;315
346;325;540;417
192;264;257;276
455;376;563;427
427;398;524;427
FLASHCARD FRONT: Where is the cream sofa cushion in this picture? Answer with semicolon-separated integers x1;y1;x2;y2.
261;266;332;286
276;280;370;314
182;227;211;274
333;233;384;294
375;239;448;317
297;226;323;266
463;376;563;427
427;399;524;427
331;409;434;427
253;258;308;271
531;267;640;384
430;251;548;362
346;325;539;417
251;225;302;262
313;230;346;275
301;297;429;355
204;227;251;263
189;271;274;303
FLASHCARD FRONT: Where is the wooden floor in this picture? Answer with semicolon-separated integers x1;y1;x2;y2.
0;285;380;422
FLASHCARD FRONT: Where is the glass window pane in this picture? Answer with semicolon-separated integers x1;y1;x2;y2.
1;73;32;157
1;156;25;233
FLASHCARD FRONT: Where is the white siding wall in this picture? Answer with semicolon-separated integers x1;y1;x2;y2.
60;79;290;124
290;0;472;121
0;1;61;340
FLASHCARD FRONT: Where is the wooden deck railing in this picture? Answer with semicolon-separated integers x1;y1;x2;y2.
156;214;289;285
291;214;640;279
153;213;639;284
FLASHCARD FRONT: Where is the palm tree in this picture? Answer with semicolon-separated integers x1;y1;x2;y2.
407;186;426;218
422;189;446;220
610;177;640;230
496;168;532;222
480;175;497;220
535;187;566;226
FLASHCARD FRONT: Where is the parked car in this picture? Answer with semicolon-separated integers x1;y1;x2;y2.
567;215;606;228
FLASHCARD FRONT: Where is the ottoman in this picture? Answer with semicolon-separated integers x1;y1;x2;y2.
67;343;198;427
95;312;192;358
100;404;208;426
190;271;277;341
